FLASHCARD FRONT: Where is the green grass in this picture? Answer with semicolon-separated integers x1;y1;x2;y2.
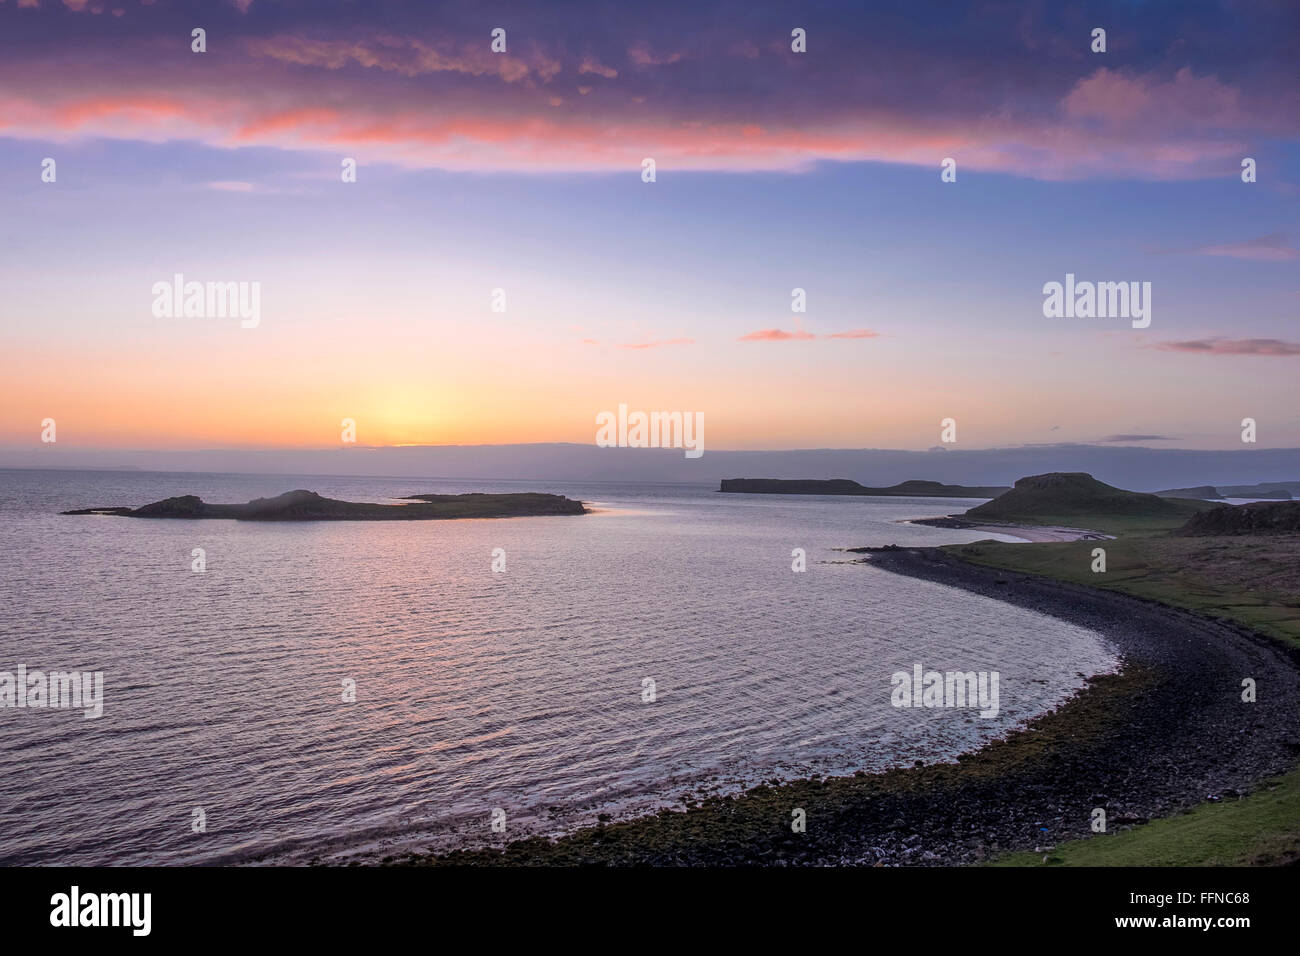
950;520;1300;866
980;512;1197;536
945;535;1300;648
962;473;1209;533
993;769;1300;866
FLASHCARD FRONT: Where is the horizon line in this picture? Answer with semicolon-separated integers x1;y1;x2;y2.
4;441;1298;456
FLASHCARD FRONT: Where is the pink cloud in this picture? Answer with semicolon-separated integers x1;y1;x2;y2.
40;95;191;134
578;57;617;79
738;328;815;342
1197;234;1297;262
1062;67;1250;134
3;82;899;170
739;327;877;342
0;32;1292;180
0;88;1206;176
629;45;683;67
245;35;543;84
234;106;342;140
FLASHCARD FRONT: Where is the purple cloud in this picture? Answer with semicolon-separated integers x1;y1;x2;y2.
1152;338;1300;356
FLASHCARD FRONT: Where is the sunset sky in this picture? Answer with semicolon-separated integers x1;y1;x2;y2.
1;0;1297;454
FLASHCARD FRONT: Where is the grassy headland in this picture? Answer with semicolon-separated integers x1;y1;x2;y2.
931;474;1300;864
960;471;1208;535
945;475;1300;649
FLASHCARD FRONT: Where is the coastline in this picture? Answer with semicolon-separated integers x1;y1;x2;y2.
389;546;1300;866
905;516;1114;543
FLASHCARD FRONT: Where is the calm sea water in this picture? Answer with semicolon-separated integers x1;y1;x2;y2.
0;468;1116;865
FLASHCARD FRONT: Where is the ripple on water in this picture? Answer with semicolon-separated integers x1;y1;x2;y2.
0;471;1117;864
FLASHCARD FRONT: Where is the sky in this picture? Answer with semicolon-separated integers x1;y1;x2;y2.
1;0;1297;458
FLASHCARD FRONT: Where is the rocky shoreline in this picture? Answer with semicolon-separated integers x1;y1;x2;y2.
906;516;1112;542
396;547;1300;866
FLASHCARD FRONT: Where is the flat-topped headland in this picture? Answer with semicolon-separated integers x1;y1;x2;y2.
719;478;1009;497
1156;482;1298;501
1155;485;1224;500
62;489;587;521
910;472;1210;537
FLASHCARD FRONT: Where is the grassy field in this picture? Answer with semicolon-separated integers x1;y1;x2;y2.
993;770;1300;866
945;516;1300;865
946;533;1300;648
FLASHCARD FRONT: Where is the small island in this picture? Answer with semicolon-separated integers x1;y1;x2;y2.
62;489;588;521
719;477;1009;497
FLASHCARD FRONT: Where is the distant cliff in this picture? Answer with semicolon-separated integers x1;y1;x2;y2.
718;478;1009;498
1216;483;1294;499
1155;486;1224;500
1158;483;1293;500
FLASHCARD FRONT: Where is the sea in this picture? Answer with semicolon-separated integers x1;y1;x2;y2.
0;468;1118;865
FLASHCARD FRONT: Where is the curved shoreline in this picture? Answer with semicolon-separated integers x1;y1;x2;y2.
393;546;1300;866
904;515;1114;542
